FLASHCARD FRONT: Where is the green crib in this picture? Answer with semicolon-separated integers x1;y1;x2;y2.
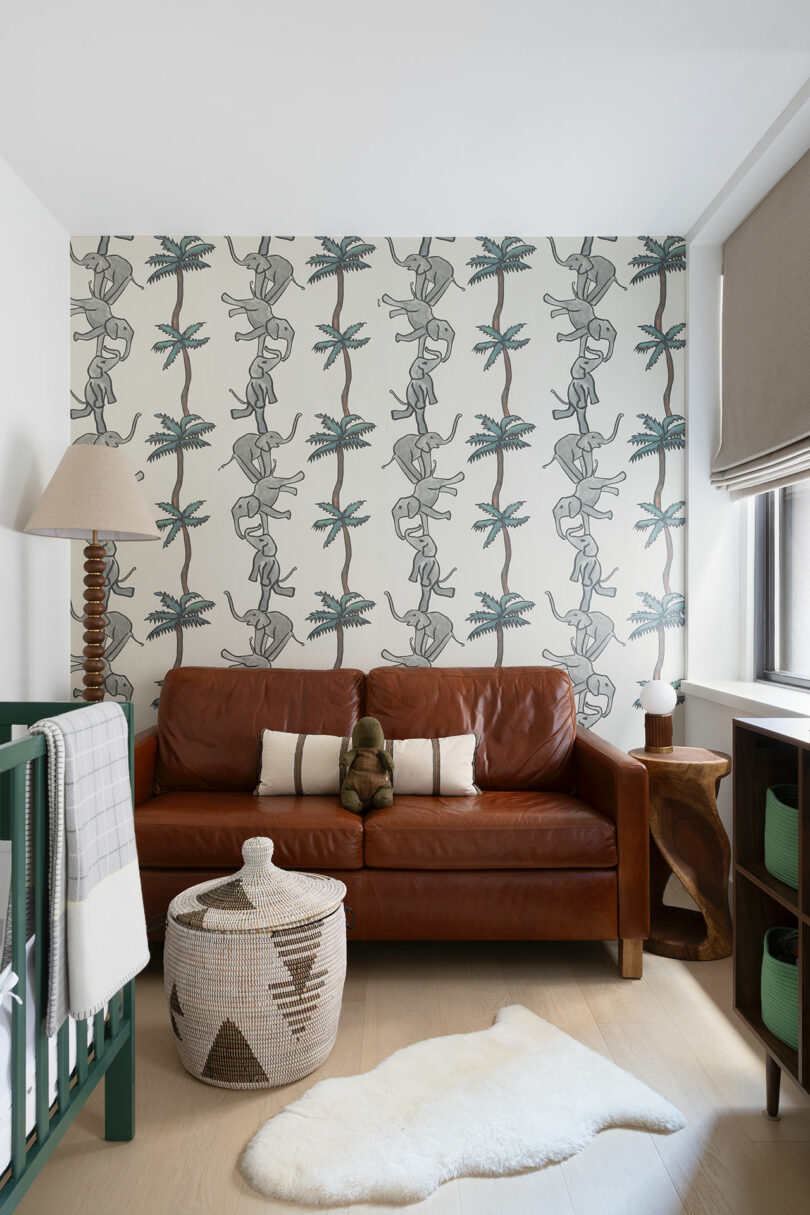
0;702;136;1211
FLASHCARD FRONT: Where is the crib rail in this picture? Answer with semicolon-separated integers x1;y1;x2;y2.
0;702;136;1212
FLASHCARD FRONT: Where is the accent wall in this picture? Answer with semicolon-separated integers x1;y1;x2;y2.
69;236;686;745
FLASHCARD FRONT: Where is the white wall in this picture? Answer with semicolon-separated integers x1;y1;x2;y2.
0;156;69;701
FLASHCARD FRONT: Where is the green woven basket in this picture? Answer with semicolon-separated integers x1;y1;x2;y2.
764;783;799;889
761;927;799;1052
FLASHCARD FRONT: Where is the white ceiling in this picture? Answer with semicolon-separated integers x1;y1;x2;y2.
2;0;810;234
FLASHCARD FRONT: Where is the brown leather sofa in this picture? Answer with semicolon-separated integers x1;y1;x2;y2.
134;665;650;977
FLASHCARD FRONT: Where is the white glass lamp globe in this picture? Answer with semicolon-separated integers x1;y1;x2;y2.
640;680;677;716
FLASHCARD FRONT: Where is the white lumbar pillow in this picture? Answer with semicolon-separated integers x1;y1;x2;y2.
255;729;478;797
241;1003;686;1206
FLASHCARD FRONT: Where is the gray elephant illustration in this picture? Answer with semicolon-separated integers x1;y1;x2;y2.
545;591;623;661
232;468;304;536
583;672;616;719
74;413;141;447
221;640;272;669
382;295;455;360
102;542;135;600
71;289;133;360
70;246;143;302
541;646;595;693
380;644;431;668
246;533;296;606
392;471;465;537
222;288;294;358
228;352;282;425
405;532;457;600
543;415;623;483
550;352;605;421
219;414;301;482
70;351;122;423
567;537;617;607
547;239;625;304
553;471;626;538
562;318;616;361
222;590;303;659
385;592;462;662
70;603;143;666
389;348;444;422
386;239;463;307
224;236;303;304
381;415;462;483
72;660;134;702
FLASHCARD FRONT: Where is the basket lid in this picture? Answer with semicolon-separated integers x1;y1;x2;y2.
167;837;346;933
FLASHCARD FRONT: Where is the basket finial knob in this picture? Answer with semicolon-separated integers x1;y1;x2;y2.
242;837;274;869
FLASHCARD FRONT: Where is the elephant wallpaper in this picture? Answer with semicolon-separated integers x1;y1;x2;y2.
69;236;686;746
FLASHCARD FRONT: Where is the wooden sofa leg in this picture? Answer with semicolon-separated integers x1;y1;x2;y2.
618;939;643;979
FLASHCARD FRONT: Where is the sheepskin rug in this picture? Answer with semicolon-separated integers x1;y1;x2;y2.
241;1004;685;1206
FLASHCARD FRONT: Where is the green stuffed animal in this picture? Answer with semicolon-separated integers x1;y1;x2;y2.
339;716;394;814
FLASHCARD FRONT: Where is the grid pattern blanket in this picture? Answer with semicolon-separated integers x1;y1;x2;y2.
30;703;148;1034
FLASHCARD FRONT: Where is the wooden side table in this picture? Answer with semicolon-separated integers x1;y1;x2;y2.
629;746;732;961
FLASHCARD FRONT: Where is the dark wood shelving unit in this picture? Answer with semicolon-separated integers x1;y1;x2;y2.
733;717;808;1116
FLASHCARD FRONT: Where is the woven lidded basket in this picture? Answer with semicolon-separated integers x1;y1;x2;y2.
164;837;346;1089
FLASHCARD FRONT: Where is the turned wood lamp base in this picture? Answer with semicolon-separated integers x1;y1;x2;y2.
81;530;107;703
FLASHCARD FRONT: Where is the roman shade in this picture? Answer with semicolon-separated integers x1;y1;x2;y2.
712;147;810;499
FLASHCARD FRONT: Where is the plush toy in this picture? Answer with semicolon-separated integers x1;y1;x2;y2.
339;716;394;814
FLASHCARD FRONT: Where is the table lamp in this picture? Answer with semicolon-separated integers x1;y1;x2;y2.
639;680;677;753
24;445;159;702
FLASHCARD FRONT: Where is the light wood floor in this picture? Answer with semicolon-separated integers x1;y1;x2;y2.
17;939;810;1215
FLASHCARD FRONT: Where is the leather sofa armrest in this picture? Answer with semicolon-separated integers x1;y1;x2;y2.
574;726;649;941
134;726;157;807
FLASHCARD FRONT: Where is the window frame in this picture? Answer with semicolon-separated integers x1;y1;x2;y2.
754;488;810;690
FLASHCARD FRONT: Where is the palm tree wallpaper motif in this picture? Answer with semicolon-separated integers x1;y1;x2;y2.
466;238;536;666
69;235;144;701
627;237;687;684
306;237;377;668
381;238;466;667
542;237;626;726
68;235;686;742
219;237;304;669
145;237;216;673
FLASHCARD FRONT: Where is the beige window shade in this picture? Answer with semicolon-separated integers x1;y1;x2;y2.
712;147;810;499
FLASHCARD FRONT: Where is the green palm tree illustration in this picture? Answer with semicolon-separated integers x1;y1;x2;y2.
145;236;215;673
306;414;375;461
473;323;529;370
467;591;535;667
628;414;685;462
155;500;210;548
312;322;370;370
146;414;215;461
468;236;535;413
635;322;686;370
152;321;209;370
145;590;215;669
306;591;375;670
629;237;686;417
472;501;529;548
313;501;370;548
467;414;535;461
628;591;686;680
306;239;375;663
634;501;685;548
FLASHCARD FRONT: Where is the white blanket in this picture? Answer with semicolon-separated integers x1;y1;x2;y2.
32;703;149;1033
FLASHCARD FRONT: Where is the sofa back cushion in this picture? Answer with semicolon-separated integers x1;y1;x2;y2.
155;667;365;793
365;666;576;793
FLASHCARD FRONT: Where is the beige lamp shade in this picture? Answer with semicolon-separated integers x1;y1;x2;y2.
24;444;160;541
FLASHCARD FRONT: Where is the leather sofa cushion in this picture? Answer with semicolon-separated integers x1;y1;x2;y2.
155;666;365;792
363;792;617;869
365;666;576;792
134;792;364;870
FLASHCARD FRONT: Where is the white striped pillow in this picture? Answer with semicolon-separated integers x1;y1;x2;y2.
255;730;479;797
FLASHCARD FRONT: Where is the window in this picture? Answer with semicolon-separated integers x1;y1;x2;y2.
756;481;810;687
